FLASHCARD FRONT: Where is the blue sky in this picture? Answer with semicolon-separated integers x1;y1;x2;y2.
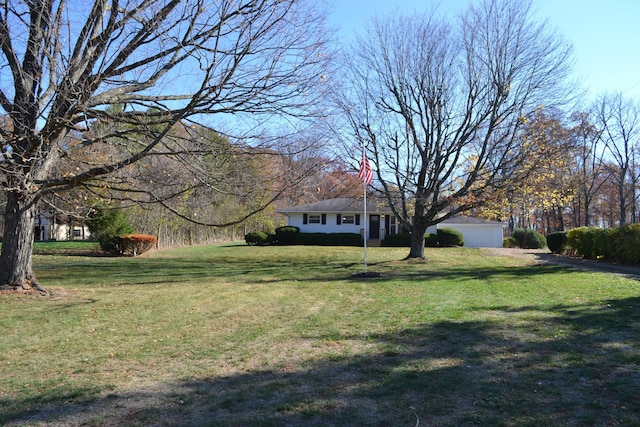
328;0;640;101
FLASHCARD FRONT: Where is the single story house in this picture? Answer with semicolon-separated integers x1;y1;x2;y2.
278;197;400;240
279;197;505;247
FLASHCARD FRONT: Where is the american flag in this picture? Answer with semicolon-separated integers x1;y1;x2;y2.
358;153;373;185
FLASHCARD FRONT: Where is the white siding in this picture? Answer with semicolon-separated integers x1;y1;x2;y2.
288;212;363;235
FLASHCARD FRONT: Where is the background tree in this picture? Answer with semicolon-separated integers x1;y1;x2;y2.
335;0;574;258
594;93;640;226
499;109;576;233
0;0;332;292
568;111;607;227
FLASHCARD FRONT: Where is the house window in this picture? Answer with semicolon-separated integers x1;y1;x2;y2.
308;214;321;224
342;215;355;224
388;215;397;234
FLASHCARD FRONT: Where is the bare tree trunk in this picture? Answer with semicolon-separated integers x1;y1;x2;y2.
406;213;429;259
0;193;45;293
407;230;426;259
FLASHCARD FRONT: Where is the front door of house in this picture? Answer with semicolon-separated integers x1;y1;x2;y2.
369;215;380;239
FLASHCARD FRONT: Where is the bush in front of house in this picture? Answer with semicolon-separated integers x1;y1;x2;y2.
437;228;464;247
424;233;439;247
245;231;270;245
275;226;299;245
511;228;546;249
295;232;362;246
546;231;568;254
382;233;411;247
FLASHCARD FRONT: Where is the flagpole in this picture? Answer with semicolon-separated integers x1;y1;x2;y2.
363;168;368;273
358;142;373;276
362;142;368;274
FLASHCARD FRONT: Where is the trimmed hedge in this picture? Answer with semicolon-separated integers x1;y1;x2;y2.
382;233;411;247
611;223;640;263
381;230;466;248
275;226;299;245
546;231;568;254
512;228;546;249
425;233;439;247
118;234;157;256
245;231;270;246
294;232;361;246
102;233;157;256
437;228;464;247
566;227;613;259
567;224;640;263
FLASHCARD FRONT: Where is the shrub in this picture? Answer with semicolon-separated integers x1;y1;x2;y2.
566;227;589;257
610;224;640;263
382;233;411;247
294;232;361;246
118;234;157;256
511;228;546;249
546;231;568;254
566;226;613;259
437;228;464;247
87;205;135;241
275;226;299;245
100;234;157;256
245;231;270;246
87;205;136;253
424;233;439;247
503;236;518;248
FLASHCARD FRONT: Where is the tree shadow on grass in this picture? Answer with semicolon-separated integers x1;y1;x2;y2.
4;296;640;426
34;253;584;289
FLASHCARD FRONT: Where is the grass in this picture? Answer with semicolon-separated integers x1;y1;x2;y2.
1;243;640;426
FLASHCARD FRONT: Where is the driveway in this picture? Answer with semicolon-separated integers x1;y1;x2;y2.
485;248;640;281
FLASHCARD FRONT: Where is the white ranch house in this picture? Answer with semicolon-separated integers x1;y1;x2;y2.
279;197;505;248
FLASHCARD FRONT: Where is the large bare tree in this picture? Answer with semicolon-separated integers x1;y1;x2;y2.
0;0;331;292
335;0;574;258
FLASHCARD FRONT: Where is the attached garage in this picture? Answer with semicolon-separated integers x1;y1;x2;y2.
427;216;505;248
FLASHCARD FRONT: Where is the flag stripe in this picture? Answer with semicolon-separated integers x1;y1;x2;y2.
358;154;373;185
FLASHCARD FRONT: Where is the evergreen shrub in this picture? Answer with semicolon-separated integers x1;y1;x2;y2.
610;224;640;263
546;231;568;254
425;233;439;247
511;228;546;249
382;233;411;247
503;237;518;248
437;228;464;247
295;232;361;246
275;226;300;245
245;231;270;245
566;227;613;259
87;205;136;253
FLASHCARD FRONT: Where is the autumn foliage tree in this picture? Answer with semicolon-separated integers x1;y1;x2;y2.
0;0;332;292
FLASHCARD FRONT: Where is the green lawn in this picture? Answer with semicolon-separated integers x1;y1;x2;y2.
1;243;639;426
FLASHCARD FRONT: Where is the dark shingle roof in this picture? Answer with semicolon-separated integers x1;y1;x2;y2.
440;216;505;225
